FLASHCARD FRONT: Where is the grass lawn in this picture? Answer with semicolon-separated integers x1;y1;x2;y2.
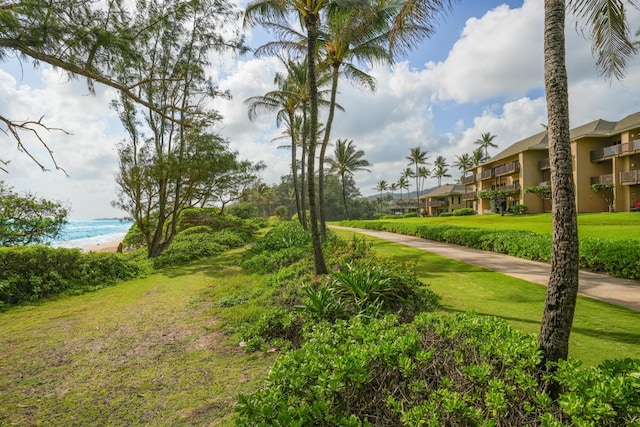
0;249;274;427
332;228;640;367
374;212;640;240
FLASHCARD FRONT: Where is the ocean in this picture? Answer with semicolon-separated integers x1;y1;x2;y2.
52;219;134;250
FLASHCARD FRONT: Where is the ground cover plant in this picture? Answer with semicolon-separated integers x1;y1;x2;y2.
331;228;640;366
339;214;640;279
236;225;640;426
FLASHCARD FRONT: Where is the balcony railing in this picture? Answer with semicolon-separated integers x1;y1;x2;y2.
494;162;520;176
538;181;551;187
501;184;521;192
591;145;620;161
590;174;613;185
427;200;449;207
461;175;475;185
476;169;494;181
620;170;640;185
462;192;477;200
538;158;550;170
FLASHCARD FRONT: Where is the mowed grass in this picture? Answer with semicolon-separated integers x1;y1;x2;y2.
332;229;640;367
379;212;640;240
0;249;274;427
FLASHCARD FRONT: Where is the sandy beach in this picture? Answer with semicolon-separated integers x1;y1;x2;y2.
55;232;127;254
87;239;123;253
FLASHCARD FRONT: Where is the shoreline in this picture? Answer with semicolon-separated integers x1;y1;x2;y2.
55;232;127;254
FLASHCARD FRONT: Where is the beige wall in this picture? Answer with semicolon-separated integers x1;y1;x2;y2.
574;137;614;213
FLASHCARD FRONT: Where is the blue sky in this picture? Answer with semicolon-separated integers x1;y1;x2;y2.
3;0;640;219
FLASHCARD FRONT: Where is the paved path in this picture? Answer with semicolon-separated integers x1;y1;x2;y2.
330;226;640;312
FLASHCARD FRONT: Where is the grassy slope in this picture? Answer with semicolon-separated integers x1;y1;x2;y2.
386;212;640;239
332;228;640;367
0;250;273;427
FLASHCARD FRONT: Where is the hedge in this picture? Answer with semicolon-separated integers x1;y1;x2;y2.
339;220;640;280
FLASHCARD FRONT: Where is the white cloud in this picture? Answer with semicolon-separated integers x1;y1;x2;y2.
4;0;640;217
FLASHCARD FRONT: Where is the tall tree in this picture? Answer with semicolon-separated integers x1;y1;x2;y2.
112;0;242;258
405;146;429;215
325;139;371;220
453;152;473;179
471;147;486;166
375;179;388;213
245;57;308;226
1;0;238;171
397;175;409;201
432;155;451;187
538;0;638;367
474;132;498;161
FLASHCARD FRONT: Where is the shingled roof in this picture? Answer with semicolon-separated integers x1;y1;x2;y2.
422;184;466;199
482;111;640;166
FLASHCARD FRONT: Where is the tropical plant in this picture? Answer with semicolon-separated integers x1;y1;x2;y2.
474;132;498;161
432;155;451;187
472;147;486;166
375;180;389;213
405;147;430;215
453;152;473;178
538;0;638;368
397;174;410;201
325;139;372;220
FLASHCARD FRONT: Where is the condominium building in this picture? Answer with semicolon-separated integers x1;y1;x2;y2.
420;184;466;216
463;111;640;214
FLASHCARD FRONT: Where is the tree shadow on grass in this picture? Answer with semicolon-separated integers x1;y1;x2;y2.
157;250;245;279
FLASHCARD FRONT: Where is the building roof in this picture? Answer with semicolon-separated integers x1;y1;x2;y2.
422;184;466;199
483;131;548;164
482;111;640;166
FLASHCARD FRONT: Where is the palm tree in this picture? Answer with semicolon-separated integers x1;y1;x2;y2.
432;155;451;187
405;147;429;216
538;0;637;368
471;147;485;166
453;152;472;179
374;179;388;213
417;166;430;203
474;132;498;161
245;57;307;226
325;139;371;220
397;175;409;201
316;4;393;238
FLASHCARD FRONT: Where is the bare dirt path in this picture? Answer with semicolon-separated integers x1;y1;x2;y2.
331;225;640;312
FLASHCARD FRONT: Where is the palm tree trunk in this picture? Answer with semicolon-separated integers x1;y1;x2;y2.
341;174;350;220
300;103;308;229
538;0;579;368
289;112;303;224
305;12;328;275
318;64;340;240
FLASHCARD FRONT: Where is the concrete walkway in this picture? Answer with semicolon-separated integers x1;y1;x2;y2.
330;225;640;312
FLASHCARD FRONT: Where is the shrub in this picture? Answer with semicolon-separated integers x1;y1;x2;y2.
403;212;417;218
0;246;144;307
237;312;640;426
511;204;528;215
439;212;453;217
452;208;475;216
152;233;228;268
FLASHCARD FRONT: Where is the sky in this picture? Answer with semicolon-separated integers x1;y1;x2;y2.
2;0;640;219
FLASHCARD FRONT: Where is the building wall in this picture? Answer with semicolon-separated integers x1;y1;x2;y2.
520;151;550;213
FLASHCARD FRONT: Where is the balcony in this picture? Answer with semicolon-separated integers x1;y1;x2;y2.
461;175;475;185
427;200;449;207
620;170;640;185
501;184;521;192
538;181;551;187
590;145;620;162
462;192;477;200
494;162;520;176
476;169;494;181
590;174;613;185
538;158;550;170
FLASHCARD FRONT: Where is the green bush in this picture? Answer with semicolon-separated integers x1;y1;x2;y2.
338;220;640;279
152;233;229;268
511;204;528;215
403;212;417;218
439;212;453;217
0;246;144;307
236;312;640;426
452;208;475;216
